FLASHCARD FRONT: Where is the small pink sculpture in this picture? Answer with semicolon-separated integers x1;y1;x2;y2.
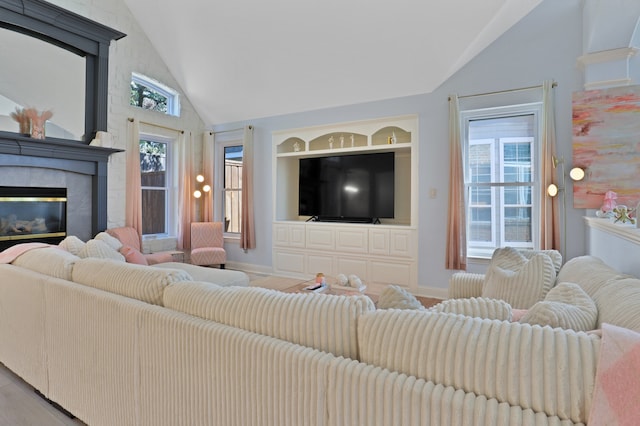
24;108;53;140
601;190;617;213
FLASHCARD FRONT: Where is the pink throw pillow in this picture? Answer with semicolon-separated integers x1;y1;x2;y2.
119;245;148;265
511;308;528;322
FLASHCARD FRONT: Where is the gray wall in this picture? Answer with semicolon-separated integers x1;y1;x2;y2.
215;0;586;292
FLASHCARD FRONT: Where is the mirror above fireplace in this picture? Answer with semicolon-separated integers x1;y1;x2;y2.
0;0;126;142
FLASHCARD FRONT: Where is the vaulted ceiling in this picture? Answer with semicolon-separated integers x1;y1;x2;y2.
123;0;543;125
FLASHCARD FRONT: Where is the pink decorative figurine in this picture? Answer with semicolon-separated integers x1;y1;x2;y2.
601;190;617;213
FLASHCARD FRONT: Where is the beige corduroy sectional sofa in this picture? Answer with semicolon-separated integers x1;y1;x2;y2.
1;243;638;425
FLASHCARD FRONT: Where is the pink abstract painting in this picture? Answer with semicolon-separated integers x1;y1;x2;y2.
572;85;640;209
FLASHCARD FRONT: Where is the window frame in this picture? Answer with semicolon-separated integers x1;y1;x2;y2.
215;136;244;237
130;72;181;117
461;103;542;259
139;134;175;238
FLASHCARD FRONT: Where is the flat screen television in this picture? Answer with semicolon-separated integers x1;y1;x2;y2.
298;151;394;223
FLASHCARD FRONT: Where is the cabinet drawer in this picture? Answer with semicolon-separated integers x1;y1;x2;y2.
273;224;305;248
306;227;334;250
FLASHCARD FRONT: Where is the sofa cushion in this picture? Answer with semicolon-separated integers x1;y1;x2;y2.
58;235;86;256
520;282;598;331
482;247;556;309
153;262;249;286
72;258;192;305
430;297;512;321
357;309;600;425
77;239;125;262
592;277;640;332
11;246;79;281
377;284;423;310
557;255;628;298
163;281;375;359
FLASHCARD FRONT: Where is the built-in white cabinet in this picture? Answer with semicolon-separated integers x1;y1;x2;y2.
272;115;419;291
273;222;417;290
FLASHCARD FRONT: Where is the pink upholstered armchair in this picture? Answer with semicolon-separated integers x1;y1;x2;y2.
106;226;174;265
190;222;226;268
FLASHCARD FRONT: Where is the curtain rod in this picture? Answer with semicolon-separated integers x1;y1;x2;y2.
127;117;184;134
449;81;557;101
212;125;252;135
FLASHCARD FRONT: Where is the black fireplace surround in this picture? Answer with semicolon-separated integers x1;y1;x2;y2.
0;0;125;248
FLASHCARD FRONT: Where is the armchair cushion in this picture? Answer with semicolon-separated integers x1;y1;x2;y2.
106;226;175;265
482;247;556;309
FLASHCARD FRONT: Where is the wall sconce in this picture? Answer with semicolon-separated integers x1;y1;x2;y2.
546;155;585;257
193;174;211;198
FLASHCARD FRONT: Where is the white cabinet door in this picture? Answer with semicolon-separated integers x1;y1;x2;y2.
306;226;334;251
389;230;414;257
289;224;306;248
369;261;412;287
335;228;368;253
274;250;305;274
273;223;306;248
368;228;389;255
337;257;368;281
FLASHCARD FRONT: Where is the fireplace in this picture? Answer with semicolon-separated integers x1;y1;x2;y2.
0;186;67;250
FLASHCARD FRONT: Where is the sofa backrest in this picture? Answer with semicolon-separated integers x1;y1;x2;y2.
557;255;627;298
163;281;375;359
11;246;79;281
357;309;600;425
72;258;192;306
557;255;640;331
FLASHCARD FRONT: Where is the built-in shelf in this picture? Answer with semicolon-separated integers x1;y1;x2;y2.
272;115;419;289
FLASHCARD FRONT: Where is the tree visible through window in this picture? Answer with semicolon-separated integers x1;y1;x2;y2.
140;139;168;235
463;108;540;258
130;73;180;117
223;145;243;233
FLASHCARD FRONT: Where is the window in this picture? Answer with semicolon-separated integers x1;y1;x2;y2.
130;73;180;117
140;137;172;236
222;145;243;233
462;104;541;258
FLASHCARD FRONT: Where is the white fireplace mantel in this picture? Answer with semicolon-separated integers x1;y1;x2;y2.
584;216;640;277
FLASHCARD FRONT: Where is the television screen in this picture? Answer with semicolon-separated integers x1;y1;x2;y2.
298;152;394;222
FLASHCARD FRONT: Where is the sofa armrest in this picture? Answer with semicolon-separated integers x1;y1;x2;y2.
448;272;484;299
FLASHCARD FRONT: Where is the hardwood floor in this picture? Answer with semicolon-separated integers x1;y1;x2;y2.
0;363;85;426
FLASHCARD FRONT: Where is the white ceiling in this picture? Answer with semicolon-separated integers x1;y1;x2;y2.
123;0;543;126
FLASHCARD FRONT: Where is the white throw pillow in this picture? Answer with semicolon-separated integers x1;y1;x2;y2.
520;282;597;331
94;231;123;251
377;285;424;310
482;247;556;309
58;235;86;255
77;239;125;262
